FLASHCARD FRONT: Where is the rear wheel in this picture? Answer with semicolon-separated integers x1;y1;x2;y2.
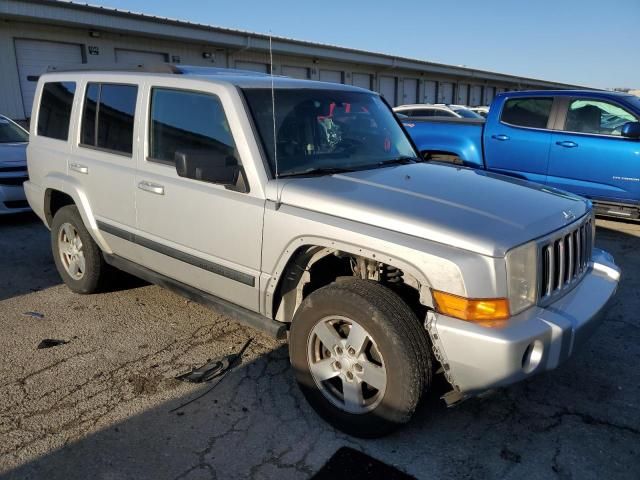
51;205;109;293
289;278;432;437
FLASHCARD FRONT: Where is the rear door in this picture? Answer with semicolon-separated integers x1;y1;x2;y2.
547;97;640;203
71;80;141;261
483;96;555;184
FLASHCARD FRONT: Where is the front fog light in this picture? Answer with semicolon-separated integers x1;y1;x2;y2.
506;242;538;315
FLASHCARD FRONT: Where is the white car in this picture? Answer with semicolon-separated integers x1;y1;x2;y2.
469;106;490;118
394;104;483;119
0;114;30;214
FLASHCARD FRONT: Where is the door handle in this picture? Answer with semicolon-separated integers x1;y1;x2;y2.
70;163;88;174
491;134;510;141
138;181;165;195
556;141;578;148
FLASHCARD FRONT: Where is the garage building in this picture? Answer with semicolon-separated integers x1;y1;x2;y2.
0;0;582;122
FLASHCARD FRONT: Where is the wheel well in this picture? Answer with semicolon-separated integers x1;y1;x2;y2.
272;246;427;323
44;189;75;227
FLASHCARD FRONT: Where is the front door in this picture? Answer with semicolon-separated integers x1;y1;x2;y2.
135;84;264;311
483;96;555;184
547;97;640;204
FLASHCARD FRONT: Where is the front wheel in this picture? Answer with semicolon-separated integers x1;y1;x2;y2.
289;279;432;438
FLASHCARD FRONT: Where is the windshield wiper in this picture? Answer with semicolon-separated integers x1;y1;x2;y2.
278;166;359;178
376;156;420;166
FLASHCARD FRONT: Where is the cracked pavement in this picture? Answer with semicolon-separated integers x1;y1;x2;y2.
0;213;638;479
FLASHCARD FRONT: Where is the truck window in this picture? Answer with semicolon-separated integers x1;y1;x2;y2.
37;82;76;141
148;88;238;166
80;83;137;155
564;99;637;136
501;97;553;129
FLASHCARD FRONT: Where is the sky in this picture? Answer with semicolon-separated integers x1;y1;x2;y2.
84;0;639;89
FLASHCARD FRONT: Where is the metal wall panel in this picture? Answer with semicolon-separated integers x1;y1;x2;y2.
379;76;396;106
438;82;454;103
281;65;309;79
402;78;418;105
14;38;83;118
319;69;343;84
470;85;483;106
235;61;268;73
484;86;495;105
115;48;168;64
352;72;372;90
457;83;469;105
423;80;437;103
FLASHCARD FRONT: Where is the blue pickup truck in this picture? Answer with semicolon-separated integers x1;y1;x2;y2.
402;90;640;220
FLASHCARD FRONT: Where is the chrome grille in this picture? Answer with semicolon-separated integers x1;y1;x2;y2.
540;217;593;302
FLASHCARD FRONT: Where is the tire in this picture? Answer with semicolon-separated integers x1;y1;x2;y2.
51;205;108;294
289;278;432;438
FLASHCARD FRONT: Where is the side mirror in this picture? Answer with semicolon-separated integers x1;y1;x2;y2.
621;121;640;139
175;150;241;187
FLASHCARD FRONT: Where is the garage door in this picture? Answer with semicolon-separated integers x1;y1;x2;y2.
438;82;454;104
282;65;309;79
319;70;343;84
379;76;397;106
484;86;495;105
115;49;168;65
457;84;469;105
424;81;437;103
402;78;418;105
14;39;84;118
235;61;269;73
470;85;483;106
352;73;372;90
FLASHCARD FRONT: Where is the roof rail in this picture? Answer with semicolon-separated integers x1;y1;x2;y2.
44;64;273;77
46;63;181;74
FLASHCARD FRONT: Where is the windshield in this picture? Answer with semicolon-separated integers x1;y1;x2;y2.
243;88;417;177
450;107;483;119
0;117;28;143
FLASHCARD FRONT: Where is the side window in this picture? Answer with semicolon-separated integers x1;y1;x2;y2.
37;82;76;140
80;83;137;155
565;99;637;136
435;110;455;118
149;88;238;166
501;97;553;129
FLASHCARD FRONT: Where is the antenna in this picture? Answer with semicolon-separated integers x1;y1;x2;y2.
269;32;278;182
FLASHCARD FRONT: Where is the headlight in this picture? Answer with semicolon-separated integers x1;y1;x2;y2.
506;241;538;315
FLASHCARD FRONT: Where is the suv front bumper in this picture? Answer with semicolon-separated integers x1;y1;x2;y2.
429;248;620;396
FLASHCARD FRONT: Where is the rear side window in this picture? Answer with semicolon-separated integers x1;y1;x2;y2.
80;83;137;155
149;88;237;165
37;82;76;140
501;97;553;129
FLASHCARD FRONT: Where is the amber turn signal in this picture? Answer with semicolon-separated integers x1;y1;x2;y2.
432;290;510;325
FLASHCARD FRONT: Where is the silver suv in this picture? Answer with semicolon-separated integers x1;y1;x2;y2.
25;66;620;437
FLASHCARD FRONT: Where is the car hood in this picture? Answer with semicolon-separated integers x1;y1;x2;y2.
0;143;27;166
274;163;589;257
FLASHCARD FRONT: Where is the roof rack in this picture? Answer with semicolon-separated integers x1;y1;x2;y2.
44;64;271;77
46;63;181;74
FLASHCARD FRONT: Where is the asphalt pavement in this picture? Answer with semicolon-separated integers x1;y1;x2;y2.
0;212;638;479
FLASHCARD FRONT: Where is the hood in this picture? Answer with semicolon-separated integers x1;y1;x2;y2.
274;163;589;257
0;143;27;166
